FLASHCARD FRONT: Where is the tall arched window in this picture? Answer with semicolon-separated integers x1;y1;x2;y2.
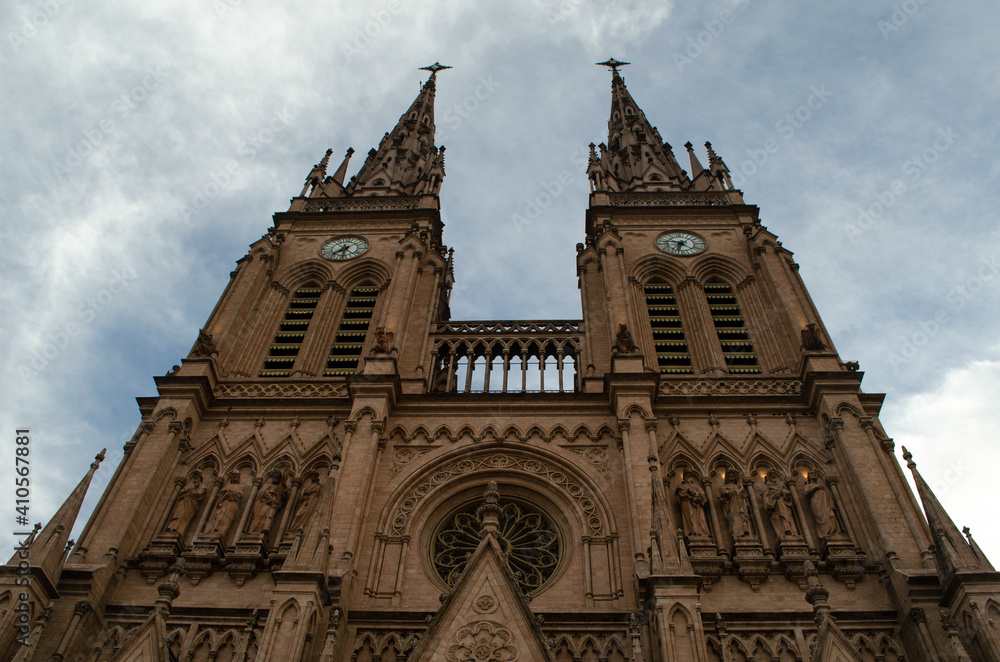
703;280;761;374
258;286;321;377
644;282;693;374
324;284;379;376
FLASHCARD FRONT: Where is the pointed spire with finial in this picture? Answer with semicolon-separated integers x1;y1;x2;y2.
902;446;990;585
705;141;735;189
329;147;354;187
16;449;106;590
346;63;450;197
292;64;450;204
588;59;691;193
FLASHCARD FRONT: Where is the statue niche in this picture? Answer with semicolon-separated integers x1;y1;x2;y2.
675;473;711;538
287;472;322;536
717;470;753;540
205;471;245;539
247;470;287;536
804;474;842;540
163;471;207;538
762;471;799;539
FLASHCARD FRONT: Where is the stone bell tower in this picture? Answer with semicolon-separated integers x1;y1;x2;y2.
2;60;998;662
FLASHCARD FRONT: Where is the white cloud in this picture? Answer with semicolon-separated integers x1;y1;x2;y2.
882;357;1000;565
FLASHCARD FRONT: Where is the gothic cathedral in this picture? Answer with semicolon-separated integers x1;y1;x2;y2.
3;62;999;662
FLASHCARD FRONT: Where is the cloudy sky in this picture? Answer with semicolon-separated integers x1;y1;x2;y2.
3;1;999;567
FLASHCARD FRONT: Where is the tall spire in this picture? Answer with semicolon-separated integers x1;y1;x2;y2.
294;64;449;203
17;449;106;588
902;447;990;585
588;60;731;194
347;64;449;197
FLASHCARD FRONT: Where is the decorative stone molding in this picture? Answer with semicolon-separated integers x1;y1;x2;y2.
447;621;518;662
658;380;803;397
607;191;731;207
213;382;350;398
303;197;420;212
389;453;604;536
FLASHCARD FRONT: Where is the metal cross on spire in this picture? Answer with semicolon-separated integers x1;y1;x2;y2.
597;58;630;73
419;62;453;76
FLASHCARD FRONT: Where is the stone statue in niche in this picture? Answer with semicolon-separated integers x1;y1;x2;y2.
288;473;322;535
247;470;287;535
614;324;637;353
372;327;394;354
206;471;244;538
804;475;841;540
718;471;753;539
675;474;711;537
762;472;799;538
163;471;207;537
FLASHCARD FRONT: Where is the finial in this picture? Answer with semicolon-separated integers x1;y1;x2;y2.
91;448;106;470
419;62;452;76
597;58;630;74
477;481;502;536
901;446;915;469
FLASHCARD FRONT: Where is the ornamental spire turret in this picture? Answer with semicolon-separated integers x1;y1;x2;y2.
293;64;450;204
588;60;733;194
15;449;105;591
902;447;992;584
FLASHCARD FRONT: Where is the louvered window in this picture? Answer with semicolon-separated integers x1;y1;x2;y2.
644;283;693;375
324;285;379;376
259;286;321;377
703;281;761;374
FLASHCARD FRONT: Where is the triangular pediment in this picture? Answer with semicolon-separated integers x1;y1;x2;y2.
407;535;553;662
107;610;174;662
812;617;865;662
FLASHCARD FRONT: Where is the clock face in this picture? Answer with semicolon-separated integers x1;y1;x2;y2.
320;236;369;261
656;231;706;256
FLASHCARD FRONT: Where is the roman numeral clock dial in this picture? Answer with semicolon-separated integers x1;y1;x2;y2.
656;231;706;256
320;236;369;261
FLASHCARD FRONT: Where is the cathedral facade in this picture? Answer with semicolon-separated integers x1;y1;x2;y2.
3;62;999;661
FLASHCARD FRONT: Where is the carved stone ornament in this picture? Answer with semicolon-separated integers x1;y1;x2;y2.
659;380;803;397
163;472;207;537
676;474;711;538
447;621;519;662
613;323;637;353
214;382;349;398
801;323;826;351
191;329;219;357
474;595;498;614
247;471;286;535
372;326;394;354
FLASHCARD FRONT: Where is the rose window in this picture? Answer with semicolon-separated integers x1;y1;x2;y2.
433;499;561;592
